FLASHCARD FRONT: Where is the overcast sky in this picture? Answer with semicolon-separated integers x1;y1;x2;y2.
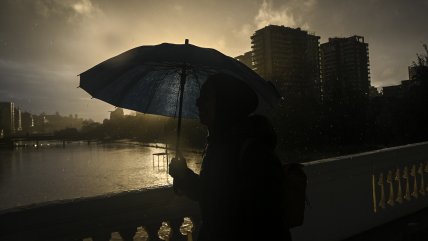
1;0;427;121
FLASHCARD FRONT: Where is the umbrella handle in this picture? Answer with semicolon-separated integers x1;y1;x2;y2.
173;57;187;195
175;62;187;159
171;156;184;196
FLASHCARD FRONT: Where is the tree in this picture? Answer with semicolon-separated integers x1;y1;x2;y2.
412;43;428;82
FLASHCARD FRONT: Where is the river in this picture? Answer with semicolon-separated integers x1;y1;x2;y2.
0;141;202;211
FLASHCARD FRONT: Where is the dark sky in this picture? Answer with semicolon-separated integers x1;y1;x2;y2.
1;0;427;121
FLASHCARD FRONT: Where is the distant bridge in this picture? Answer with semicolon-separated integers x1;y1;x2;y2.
8;133;55;141
0;134;93;148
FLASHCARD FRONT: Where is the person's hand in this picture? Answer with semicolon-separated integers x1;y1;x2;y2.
169;153;188;179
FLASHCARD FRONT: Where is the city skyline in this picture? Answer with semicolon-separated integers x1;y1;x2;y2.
1;0;428;121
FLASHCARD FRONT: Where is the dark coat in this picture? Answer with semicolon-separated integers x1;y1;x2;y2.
174;115;291;241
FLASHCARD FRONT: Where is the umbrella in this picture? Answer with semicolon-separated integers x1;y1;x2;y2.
79;40;279;155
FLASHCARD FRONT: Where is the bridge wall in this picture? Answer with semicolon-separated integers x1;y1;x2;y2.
292;142;428;241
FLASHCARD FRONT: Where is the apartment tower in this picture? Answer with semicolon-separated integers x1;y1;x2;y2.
320;36;370;104
251;25;321;100
0;102;15;136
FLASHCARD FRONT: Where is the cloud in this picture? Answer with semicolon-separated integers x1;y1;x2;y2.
239;24;253;36
253;0;318;29
234;0;317;42
172;4;184;12
215;36;227;51
72;0;95;15
375;66;403;86
0;57;109;118
304;0;317;8
233;0;298;46
1;0;427;120
255;0;296;28
35;0;101;21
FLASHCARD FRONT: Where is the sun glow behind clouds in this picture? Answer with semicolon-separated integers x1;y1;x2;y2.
255;0;296;28
1;0;427;121
72;0;95;15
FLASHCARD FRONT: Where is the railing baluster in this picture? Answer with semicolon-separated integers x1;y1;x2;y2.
112;231;124;240
158;221;172;241
403;166;411;201
425;162;428;192
387;170;395;206
418;163;425;196
180;217;195;241
134;226;149;241
411;164;419;199
395;168;403;204
377;172;386;209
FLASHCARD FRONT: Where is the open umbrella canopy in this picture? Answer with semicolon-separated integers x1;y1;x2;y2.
79;42;279;119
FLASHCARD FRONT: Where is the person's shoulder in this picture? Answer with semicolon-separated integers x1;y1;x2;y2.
246;115;277;148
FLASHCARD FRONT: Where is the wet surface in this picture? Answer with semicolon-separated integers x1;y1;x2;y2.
0;141;202;210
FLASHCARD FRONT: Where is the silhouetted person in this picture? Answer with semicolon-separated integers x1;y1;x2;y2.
169;73;291;241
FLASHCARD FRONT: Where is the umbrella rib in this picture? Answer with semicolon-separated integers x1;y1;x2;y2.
173;71;182;119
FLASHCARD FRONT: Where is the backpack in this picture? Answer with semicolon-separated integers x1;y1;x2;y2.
239;139;307;228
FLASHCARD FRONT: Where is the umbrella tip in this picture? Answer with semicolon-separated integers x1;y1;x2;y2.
185;39;189;44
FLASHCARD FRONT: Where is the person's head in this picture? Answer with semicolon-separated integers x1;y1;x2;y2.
196;73;258;131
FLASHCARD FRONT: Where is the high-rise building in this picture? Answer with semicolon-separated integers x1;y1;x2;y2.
251;25;321;100
0;102;15;136
320;36;370;104
14;107;22;132
21;111;34;133
320;36;370;143
235;51;253;69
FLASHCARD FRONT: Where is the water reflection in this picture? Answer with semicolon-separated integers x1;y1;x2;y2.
0;142;201;211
